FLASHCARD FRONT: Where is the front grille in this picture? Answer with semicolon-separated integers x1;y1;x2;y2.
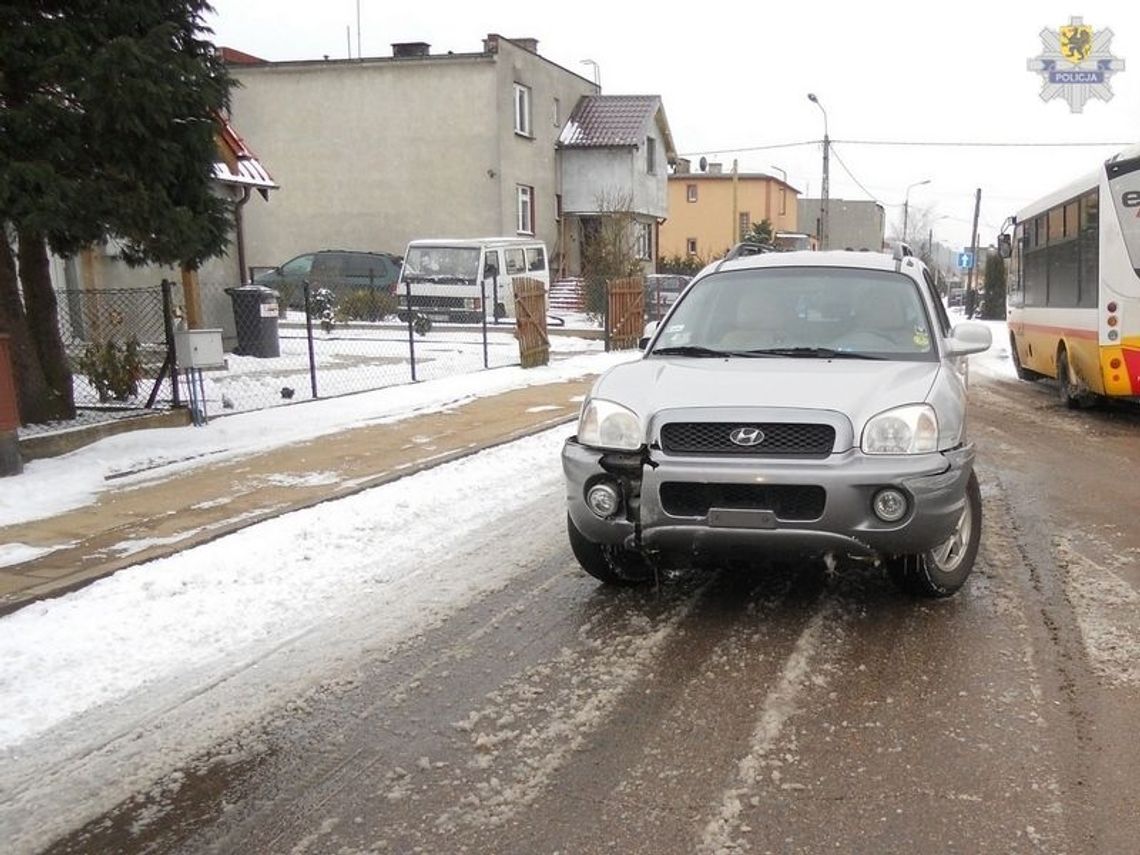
659;483;826;520
659;422;835;456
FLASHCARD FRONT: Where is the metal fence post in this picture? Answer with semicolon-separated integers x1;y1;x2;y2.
162;279;180;407
481;277;489;369
303;280;318;398
405;278;417;382
603;279;611;352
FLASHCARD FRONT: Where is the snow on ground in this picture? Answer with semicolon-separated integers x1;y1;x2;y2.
0;347;635;528
963;316;1018;383
0;425;577;750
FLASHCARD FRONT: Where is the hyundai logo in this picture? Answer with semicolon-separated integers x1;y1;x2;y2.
729;426;765;447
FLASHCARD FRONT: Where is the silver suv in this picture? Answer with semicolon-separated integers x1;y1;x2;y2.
562;249;992;597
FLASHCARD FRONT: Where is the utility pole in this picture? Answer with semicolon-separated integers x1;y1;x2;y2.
967;188;982;294
731;159;739;244
808;93;829;250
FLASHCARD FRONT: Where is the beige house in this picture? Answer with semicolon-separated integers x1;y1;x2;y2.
226;36;599;274
659;165;800;262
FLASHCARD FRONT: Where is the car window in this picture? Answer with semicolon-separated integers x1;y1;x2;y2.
312;253;345;278
504;248;526;275
653;267;937;361
344;253;389;279
484;250;501;277
280;254;314;276
526;246;546;272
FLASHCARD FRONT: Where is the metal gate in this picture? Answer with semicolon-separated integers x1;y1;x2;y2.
513;277;549;368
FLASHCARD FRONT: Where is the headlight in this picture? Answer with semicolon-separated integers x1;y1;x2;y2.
861;404;939;455
578;399;642;450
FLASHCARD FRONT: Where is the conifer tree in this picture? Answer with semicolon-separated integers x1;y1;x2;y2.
0;1;233;423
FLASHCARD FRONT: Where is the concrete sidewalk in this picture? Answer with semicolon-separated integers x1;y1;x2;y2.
0;378;592;616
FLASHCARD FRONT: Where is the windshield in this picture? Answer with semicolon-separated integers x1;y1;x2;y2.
649;267;937;361
1107;154;1140;290
403;246;481;282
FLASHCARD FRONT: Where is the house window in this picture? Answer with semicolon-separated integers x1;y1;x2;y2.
514;83;532;136
686;184;698;203
646;137;656;174
517;184;534;234
739;211;751;241
636;222;652;260
552;97;560;127
555;193;562;222
686;238;698;255
779;188;787;216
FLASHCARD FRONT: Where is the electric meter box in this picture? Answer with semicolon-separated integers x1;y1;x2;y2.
174;329;225;369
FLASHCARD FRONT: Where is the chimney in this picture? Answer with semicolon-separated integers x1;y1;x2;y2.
674;158;691;174
708;162;723;174
511;37;539;53
483;34;501;54
392;42;430;58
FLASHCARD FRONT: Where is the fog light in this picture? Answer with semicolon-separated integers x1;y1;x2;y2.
873;488;908;523
586;482;622;518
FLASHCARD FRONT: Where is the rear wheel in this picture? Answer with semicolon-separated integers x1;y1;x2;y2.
1057;347;1093;409
887;471;982;598
567;514;653;586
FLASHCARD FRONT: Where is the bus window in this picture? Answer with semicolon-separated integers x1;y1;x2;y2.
1079;191;1099;307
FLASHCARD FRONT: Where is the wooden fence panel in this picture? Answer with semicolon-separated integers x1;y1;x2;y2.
607;276;645;350
513;277;550;368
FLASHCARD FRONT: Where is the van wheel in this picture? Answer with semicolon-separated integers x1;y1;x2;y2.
567;515;653;586
886;471;981;598
1009;334;1038;381
494;302;507;320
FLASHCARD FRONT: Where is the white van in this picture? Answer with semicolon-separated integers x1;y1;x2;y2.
397;237;550;323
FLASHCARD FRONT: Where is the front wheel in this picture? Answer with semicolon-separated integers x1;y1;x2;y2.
567;514;653;586
886;471;982;598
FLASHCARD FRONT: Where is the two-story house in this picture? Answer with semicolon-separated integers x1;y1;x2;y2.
225;35;675;280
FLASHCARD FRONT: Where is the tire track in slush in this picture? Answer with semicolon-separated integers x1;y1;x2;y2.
698;598;842;854
428;580;711;836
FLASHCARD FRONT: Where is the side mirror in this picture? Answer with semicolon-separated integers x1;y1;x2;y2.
945;321;992;357
997;233;1012;259
639;320;659;350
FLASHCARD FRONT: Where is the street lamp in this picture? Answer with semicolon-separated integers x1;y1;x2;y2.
579;59;600;89
807;93;829;250
902;179;931;245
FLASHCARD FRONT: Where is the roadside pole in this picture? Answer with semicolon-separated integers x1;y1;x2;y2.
967;188;982;296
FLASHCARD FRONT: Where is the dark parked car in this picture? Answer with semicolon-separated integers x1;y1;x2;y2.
253;250;403;314
644;274;692;321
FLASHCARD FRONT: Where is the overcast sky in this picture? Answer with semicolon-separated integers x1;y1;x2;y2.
205;0;1138;251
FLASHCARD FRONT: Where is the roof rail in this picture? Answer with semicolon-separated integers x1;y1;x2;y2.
723;241;777;261
892;242;914;260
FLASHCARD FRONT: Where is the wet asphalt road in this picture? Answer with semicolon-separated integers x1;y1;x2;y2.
40;371;1140;854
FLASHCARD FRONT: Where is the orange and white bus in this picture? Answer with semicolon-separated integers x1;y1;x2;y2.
1003;144;1140;405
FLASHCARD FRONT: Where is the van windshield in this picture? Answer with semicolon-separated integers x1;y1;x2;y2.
403;246;481;283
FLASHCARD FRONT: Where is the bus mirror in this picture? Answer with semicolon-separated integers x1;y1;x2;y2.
997;234;1012;259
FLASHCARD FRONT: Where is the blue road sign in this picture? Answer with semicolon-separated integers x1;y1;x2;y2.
957;251;975;270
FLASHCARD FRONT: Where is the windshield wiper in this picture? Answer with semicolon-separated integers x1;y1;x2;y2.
742;347;885;360
652;345;732;358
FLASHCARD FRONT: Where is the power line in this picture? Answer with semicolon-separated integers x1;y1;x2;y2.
678;138;1130;157
828;144;881;204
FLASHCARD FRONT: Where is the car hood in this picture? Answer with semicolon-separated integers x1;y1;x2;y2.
590;356;941;436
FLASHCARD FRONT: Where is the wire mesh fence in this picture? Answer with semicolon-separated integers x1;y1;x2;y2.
19;275;598;435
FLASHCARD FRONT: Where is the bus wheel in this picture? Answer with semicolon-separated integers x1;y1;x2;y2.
1010;334;1038;382
1057;348;1093;409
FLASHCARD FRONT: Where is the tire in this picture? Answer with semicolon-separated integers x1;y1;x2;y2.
886;471;982;598
566;514;653;586
1057;347;1093;409
494;302;507;321
1009;333;1038;382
